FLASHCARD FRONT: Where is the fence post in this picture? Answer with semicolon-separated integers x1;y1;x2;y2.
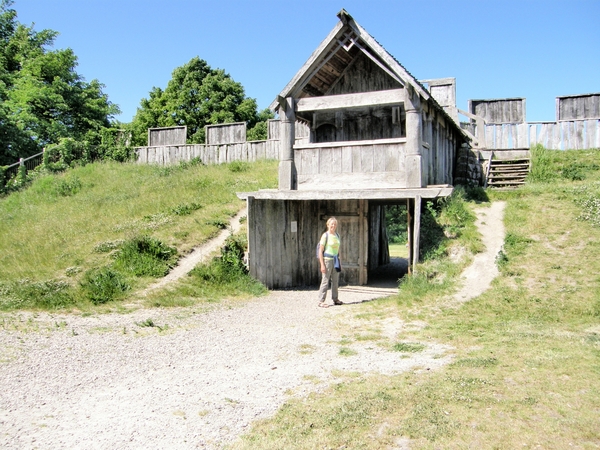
17;158;27;185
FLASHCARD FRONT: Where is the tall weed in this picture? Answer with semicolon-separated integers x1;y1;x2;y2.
80;267;130;305
112;236;177;277
528;143;555;182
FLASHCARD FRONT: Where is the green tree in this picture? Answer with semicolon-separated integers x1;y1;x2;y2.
0;0;119;165
130;56;263;146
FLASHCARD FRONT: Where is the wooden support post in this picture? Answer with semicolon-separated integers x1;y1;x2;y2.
278;96;297;190
412;195;421;273
406;198;413;275
405;86;423;188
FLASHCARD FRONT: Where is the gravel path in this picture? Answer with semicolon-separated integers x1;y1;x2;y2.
0;202;505;449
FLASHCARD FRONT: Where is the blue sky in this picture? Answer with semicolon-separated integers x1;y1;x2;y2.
14;0;600;124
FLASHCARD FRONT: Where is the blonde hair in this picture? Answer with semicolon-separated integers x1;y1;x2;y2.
326;217;337;227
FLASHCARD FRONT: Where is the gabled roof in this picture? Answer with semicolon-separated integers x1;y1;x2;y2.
269;9;433;112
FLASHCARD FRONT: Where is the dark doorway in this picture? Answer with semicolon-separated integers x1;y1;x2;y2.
367;202;409;288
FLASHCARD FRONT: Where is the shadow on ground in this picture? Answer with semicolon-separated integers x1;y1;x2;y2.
367;257;408;289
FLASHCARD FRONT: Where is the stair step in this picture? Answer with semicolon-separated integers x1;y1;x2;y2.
490;163;530;169
490;169;529;174
489;174;528;180
490;158;530;163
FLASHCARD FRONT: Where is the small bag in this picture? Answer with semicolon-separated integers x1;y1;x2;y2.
316;232;328;259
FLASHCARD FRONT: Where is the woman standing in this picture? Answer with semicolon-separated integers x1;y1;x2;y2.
317;217;343;308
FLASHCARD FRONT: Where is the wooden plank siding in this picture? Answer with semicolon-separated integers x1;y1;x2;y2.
205;123;246;145
135;140;280;166
475;120;600;150
148;126;187;146
469;98;526;124
246;198;369;288
293;140;408;190
557;94;600;121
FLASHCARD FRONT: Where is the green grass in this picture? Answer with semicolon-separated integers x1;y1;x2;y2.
0;159;277;310
388;243;408;258
229;148;600;450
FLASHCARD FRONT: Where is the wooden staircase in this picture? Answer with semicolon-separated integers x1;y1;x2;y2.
485;154;530;189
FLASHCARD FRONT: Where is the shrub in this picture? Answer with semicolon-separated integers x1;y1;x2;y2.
80;267;130;305
0;279;75;310
190;234;252;284
54;176;82;197
112;236;177;277
561;164;585;181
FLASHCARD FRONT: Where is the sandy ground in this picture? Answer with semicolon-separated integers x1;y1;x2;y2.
0;202;505;449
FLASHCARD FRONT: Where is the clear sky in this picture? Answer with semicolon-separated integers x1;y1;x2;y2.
14;0;600;124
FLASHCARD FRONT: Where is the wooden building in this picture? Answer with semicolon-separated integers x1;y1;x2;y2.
238;10;469;289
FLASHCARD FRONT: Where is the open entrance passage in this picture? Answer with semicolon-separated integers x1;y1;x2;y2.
367;201;409;288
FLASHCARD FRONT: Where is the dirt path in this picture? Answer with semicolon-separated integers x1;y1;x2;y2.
452;201;506;303
0;202;505;449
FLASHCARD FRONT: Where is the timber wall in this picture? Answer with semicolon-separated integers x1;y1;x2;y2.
247;198;368;288
461;94;600;151
136;121;311;165
136;141;279;165
148;126;187;146
293;140;408;190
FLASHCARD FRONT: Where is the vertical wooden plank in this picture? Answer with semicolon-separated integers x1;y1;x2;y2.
373;144;387;172
331;147;342;174
485;125;495;149
361;145;374;172
566;121;576;150
575;121;585;149
529;124;538;146
341;146;353;173
516;123;528;148
551;123;561;150
586;120;599;149
351;146;362;173
498;124;507;149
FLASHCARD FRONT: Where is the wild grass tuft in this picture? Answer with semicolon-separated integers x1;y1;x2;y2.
79;267;130;305
112;236;177;277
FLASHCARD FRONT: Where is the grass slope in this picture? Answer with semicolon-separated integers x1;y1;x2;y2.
0;159;277;310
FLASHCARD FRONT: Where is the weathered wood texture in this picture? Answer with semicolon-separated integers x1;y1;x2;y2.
205;123;246;145
135;141;279;165
148;126;187;146
293;140;408;190
475;120;600;150
247;198;368;288
327;51;402;96
421;111;458;186
469;98;526;124
267;120;310;144
557;94;600;121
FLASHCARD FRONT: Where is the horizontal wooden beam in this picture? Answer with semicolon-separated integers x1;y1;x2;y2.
296;89;404;112
293;137;406;150
237;186;453;201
